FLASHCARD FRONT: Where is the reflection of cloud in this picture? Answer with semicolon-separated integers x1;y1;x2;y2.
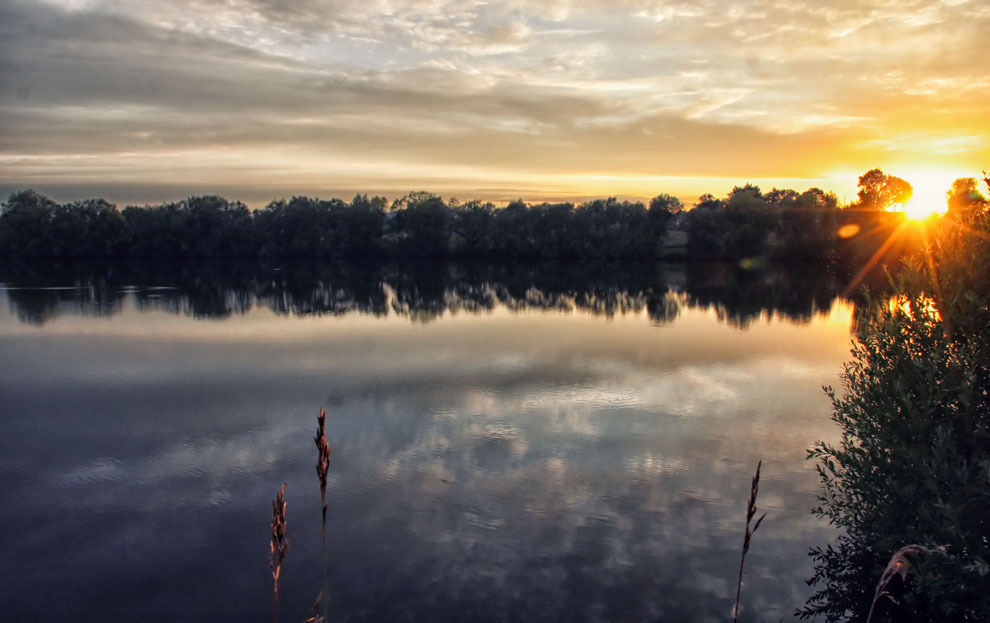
51;410;300;511
329;356;836;620
0;289;851;619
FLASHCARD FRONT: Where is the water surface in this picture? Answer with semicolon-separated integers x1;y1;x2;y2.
0;261;853;622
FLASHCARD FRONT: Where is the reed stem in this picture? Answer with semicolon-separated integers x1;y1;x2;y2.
270;482;292;623
315;408;331;623
733;460;766;623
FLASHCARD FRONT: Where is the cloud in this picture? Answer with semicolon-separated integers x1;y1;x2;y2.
2;0;988;204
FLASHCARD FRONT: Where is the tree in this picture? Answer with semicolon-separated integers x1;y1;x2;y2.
604;199;651;258
56;198;126;257
450;200;496;257
648;193;683;234
774;188;839;259
340;194;387;256
723;185;773;259
391;192;452;257
493;200;535;257
0;190;59;257
801;177;990;621
764;187;799;209
685;203;727;258
181;195;255;257
945;177;988;223
856;168;913;211
695;193;724;211
531;202;576;258
254;196;333;258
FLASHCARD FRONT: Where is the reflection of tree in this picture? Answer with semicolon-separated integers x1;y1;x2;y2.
682;261;841;329
256;262;389;318
129;262;256;319
2;261;125;324
1;259;845;327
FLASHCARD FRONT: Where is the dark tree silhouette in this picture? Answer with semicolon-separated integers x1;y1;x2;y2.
856;168;913;211
0;168;960;266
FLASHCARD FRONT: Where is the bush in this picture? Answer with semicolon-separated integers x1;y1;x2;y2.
800;189;990;622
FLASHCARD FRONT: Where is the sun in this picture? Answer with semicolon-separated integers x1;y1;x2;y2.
898;169;957;220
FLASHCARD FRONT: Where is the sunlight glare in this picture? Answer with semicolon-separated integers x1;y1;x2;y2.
900;169;957;220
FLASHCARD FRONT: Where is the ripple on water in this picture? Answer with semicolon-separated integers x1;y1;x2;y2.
57;456;128;486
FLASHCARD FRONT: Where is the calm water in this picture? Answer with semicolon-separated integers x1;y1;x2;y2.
0;261;854;622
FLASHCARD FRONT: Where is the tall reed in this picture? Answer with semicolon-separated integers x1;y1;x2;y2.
314;408;331;623
270;482;293;623
733;460;766;623
865;544;944;623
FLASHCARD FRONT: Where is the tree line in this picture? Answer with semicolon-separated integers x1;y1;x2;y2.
1;169;985;263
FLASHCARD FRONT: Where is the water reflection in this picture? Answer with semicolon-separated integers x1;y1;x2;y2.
1;259;846;327
0;261;855;621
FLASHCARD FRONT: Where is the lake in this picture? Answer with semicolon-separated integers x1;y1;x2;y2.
0;260;855;622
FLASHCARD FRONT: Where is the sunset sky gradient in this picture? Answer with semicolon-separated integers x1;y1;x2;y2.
1;0;988;207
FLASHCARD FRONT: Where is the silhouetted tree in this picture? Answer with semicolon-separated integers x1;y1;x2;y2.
493;200;535;257
0;170;953;265
945;177;988;223
856;168;913;211
774;188;839;259
648;193;683;236
450;200;496;257
685;193;728;258
764;187;799;209
180;195;255;257
722;184;773;259
531;202;576;258
0;190;59;257
255;196;333;258
60;199;127;257
390;192;452;257
338;194;387;256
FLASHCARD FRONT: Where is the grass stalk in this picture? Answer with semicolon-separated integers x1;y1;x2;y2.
733;460;766;623
865;544;943;623
314;408;331;623
270;482;293;623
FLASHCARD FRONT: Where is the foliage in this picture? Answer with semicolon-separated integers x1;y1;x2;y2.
255;195;386;259
685;200;728;258
722;184;774;258
856;168;914;211
390;192;451;257
800;180;990;622
774;188;839;259
0;169;949;263
648;192;683;231
449;200;496;256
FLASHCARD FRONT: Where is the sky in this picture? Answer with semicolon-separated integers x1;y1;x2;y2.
1;0;988;208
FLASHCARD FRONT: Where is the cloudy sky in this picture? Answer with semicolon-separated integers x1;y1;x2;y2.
1;0;988;207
